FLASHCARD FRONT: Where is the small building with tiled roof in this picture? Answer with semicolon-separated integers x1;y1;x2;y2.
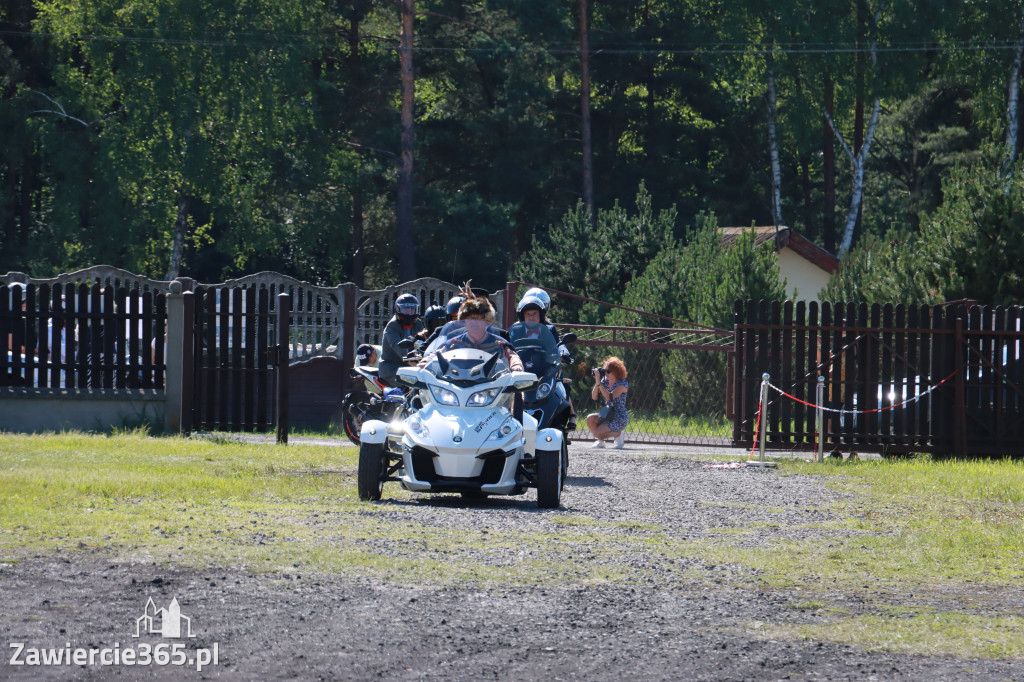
719;226;839;301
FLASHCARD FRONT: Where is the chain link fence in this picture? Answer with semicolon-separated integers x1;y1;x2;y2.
560;324;735;446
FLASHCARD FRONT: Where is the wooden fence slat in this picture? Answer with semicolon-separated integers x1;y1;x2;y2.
49;284;63;388
35;284;50;388
230;288;243;431
781;301;793;444
215;288;228;429
23;285;36;387
257;289;270;431
244;285;257;430
892;304;906;445
807;301;819;447
793;301;806;444
0;285;10;385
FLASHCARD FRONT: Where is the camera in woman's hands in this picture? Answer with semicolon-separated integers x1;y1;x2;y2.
592;367;606;379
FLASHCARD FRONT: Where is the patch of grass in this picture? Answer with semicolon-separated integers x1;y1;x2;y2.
758;609;1024;659
0;434;686;587
623;410;731;438
550;516;661;532
728;458;1024;589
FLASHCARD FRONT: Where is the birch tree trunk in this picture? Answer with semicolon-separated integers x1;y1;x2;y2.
166;194;188;280
766;65;784;228
826;2;885;259
1000;14;1024;178
396;0;417;281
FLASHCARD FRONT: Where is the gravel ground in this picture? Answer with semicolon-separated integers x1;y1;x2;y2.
2;439;1021;681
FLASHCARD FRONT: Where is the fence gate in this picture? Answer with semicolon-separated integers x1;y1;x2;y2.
192;287;289;435
561;323;735;446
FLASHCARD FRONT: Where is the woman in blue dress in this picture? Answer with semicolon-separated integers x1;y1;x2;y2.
586;356;629;448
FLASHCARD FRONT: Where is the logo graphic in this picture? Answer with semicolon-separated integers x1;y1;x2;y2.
134;597;195;639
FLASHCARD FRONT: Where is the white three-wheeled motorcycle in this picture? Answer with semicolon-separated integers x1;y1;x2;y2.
356;320;565;508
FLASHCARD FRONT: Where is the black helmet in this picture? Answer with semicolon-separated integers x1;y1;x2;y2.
516;293;547;323
445;295;466;320
395;293;420;323
423;305;446;333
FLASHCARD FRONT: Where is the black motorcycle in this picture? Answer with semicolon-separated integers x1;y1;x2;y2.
508;321;576;485
340;362;407;446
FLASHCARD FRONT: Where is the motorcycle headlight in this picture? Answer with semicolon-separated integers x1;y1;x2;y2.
536;381;553;399
487;417;520;442
468;387;501;406
429;384;460;406
407;415;429;437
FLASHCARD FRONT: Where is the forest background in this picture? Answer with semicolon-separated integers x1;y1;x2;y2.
3;0;1024;331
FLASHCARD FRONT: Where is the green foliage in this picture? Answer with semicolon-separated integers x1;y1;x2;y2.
821;229;933;303
1;0;1023;292
612;212;785;329
596;212;785;417
827;161;1024;306
864;77;984;236
514;183;676;323
916;161;1024;305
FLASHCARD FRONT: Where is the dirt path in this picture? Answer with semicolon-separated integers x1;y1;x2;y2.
1;442;1018;680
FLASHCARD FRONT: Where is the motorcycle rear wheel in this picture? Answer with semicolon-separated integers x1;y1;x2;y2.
342;391;381;446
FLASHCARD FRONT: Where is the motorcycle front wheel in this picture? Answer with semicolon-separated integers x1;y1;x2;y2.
341;391;381;446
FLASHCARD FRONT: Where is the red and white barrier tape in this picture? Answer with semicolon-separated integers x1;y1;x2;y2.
765;370;958;415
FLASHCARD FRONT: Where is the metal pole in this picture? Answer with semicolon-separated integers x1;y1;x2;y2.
276;293;290;445
816;376;825;462
758;373;769;464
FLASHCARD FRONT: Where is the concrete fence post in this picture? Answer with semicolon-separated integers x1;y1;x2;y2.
164;280;185;433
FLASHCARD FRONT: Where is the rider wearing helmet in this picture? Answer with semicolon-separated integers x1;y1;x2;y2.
423;305;448;333
445;295;466;322
416;294;468;349
415;305;447;343
379;293;424;385
517;286;577;430
516;288;560;343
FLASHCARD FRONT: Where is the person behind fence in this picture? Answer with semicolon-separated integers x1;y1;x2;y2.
587;356;628;449
378;293;423;386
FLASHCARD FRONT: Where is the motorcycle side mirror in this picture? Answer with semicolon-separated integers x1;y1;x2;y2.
509;371;539;391
561;333;577;345
394;373;414;386
395;368;425;388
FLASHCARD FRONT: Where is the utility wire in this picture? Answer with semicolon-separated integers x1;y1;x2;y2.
1;27;1021;56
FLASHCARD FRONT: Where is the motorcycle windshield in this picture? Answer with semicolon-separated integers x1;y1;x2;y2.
424;320;512;384
426;320;507;356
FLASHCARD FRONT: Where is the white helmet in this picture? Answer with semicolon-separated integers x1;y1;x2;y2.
516;293;547;322
522;287;550;310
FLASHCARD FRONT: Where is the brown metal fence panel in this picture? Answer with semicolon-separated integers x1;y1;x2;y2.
193;286;278;432
1;283;166;389
734;300;1024;457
